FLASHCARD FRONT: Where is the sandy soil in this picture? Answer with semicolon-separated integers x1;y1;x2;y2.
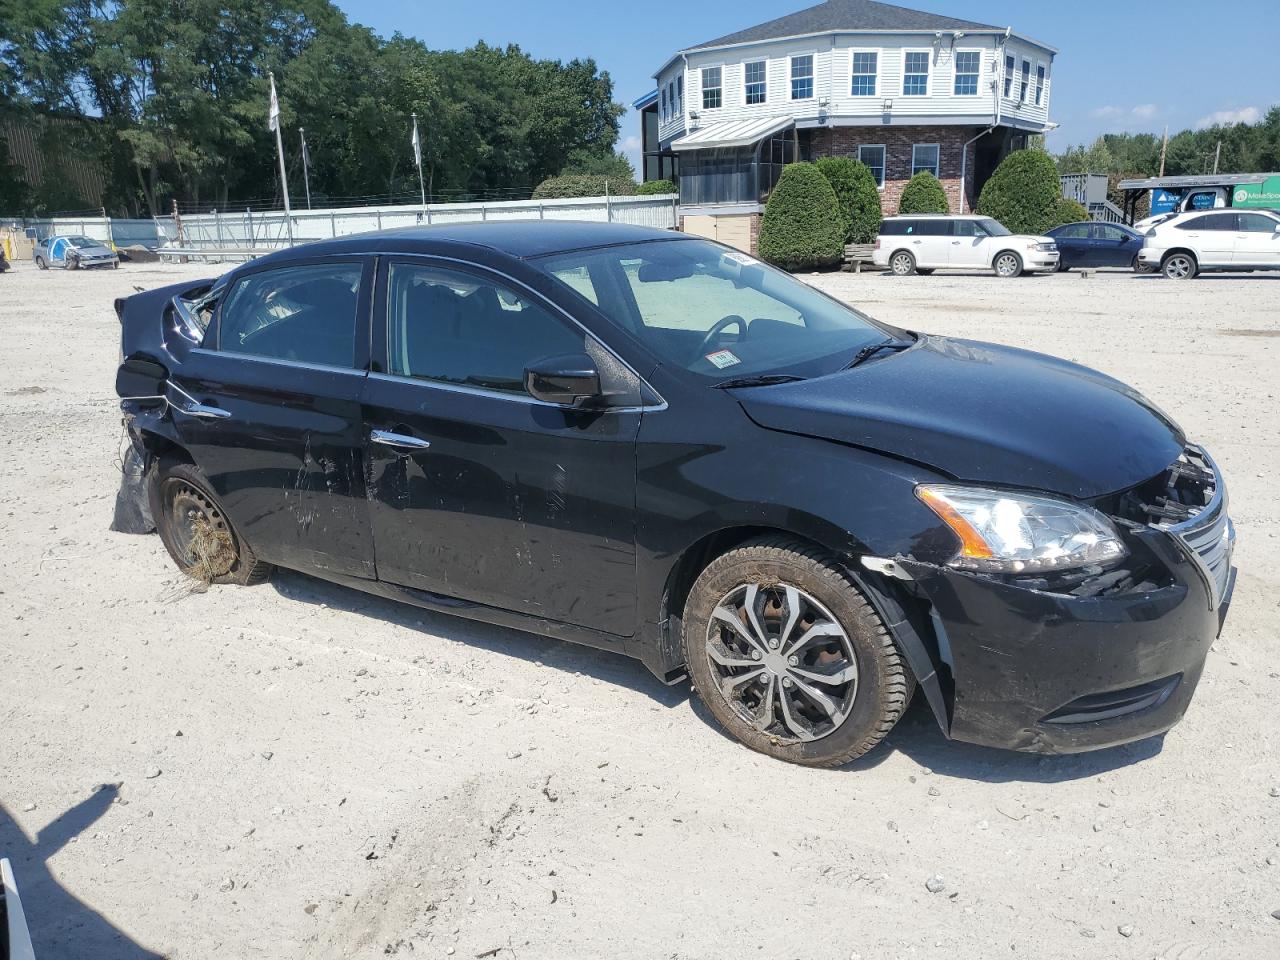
1;256;1278;960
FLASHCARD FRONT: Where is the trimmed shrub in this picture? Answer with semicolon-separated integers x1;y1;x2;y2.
1048;198;1090;230
532;174;637;200
815;156;881;244
636;179;677;195
897;172;950;215
758;163;844;271
976;148;1062;235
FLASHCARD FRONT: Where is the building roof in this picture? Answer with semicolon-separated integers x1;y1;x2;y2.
670;117;796;152
1117;173;1280;191
690;0;1002;51
632;89;658;110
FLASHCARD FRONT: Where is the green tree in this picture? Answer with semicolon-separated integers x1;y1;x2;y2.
636;179;676;195
532;174;636;199
814;156;881;243
977;149;1061;233
898;171;950;214
561;147;635;180
758;162;844;271
1048;198;1089;228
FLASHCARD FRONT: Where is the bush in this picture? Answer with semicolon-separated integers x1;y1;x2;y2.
532;174;637;200
897;172;950;215
815;156;881;244
1048;198;1090;229
636;179;677;195
758;163;844;271
976;148;1062;234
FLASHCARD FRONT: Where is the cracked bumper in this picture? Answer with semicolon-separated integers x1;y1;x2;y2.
901;535;1234;754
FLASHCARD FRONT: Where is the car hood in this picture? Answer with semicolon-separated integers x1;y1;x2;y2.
734;336;1185;500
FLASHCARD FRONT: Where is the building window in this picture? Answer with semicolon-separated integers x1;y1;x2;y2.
851;51;877;96
660;88;667;121
1019;59;1031;102
1003;54;1015;98
903;51;929;96
677;75;683;112
791;54;813;100
954;51;980;96
857;145;886;188
702;66;722;109
912;143;940;178
1035;64;1045;105
745;60;767;104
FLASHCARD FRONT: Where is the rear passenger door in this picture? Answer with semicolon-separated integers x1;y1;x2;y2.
1233;213;1280;265
1177;213;1237;266
174;257;377;578
360;257;643;637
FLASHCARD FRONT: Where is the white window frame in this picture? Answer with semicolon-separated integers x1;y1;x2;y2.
700;64;724;111
1003;53;1015;99
789;52;816;101
677;74;684;114
902;49;931;97
911;143;940;178
1034;62;1046;106
849;48;879;97
1019;58;1031;103
952;49;982;97
743;58;768;106
660;87;668;121
857;144;887;189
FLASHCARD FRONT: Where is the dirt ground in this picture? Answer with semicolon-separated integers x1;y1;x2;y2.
1;255;1277;960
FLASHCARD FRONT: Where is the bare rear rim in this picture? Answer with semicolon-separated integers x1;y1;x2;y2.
704;582;859;744
163;477;237;578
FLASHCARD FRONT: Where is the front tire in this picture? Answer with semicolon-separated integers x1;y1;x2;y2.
1162;252;1198;280
149;459;271;586
35;255;47;270
682;536;912;767
993;251;1023;278
889;251;916;277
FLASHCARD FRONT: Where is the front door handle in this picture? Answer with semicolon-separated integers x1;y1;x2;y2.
185;402;231;420
371;429;431;451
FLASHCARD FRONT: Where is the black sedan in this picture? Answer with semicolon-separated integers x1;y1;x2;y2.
1046;221;1147;271
114;222;1234;767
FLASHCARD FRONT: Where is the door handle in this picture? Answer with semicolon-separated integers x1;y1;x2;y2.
951;241;961;245
371;429;431;451
184;402;231;420
912;240;922;245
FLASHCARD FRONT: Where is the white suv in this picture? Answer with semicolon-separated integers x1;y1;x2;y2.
873;214;1059;278
1138;208;1280;279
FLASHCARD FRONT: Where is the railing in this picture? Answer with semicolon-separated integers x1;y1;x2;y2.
1088;200;1127;224
1061;173;1109;207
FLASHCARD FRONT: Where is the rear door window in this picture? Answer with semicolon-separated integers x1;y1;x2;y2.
218;262;364;368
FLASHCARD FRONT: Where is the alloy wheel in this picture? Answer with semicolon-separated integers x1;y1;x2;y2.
995;253;1020;277
1164;255;1194;280
703;582;859;743
890;253;914;276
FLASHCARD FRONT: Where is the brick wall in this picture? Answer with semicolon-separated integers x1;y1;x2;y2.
807;125;979;216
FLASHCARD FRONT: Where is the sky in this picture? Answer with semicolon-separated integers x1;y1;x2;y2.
335;0;1280;173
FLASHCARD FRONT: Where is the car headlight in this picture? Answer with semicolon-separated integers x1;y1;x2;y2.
916;484;1127;573
1033;242;1056;252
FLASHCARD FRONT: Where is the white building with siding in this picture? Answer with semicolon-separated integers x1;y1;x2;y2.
635;0;1057;252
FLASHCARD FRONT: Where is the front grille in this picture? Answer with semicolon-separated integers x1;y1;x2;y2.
1043;674;1181;725
1148;446;1234;609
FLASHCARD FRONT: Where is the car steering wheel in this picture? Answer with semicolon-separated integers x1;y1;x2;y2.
694;315;748;363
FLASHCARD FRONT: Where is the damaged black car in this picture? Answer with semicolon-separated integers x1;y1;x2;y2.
114;223;1235;767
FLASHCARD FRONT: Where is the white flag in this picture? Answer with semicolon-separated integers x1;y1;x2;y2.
268;74;280;133
411;116;422;169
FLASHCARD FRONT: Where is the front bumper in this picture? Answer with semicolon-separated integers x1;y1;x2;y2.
900;523;1234;754
1024;250;1060;272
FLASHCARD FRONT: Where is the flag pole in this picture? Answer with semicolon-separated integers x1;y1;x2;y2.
412;112;427;209
299;127;312;210
269;71;295;245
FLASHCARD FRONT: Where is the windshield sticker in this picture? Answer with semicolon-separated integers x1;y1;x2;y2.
722;251;760;267
705;349;741;369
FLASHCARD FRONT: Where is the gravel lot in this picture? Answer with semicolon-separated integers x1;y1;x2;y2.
1;256;1277;959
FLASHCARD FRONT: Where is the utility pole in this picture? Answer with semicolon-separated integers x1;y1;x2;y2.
1158;125;1168;177
299;127;312;210
1213;139;1222;175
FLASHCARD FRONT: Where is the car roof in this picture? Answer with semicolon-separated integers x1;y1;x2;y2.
247;221;690;267
882;213;986;220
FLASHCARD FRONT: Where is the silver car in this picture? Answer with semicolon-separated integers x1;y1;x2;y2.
34;234;119;270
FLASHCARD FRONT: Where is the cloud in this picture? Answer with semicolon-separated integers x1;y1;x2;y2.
1195;106;1261;129
620;135;642;151
1090;103;1159;126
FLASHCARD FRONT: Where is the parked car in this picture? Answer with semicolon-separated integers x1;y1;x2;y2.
34;234;119;270
114;222;1233;767
874;214;1059;278
1138;208;1280;279
1045;221;1148;272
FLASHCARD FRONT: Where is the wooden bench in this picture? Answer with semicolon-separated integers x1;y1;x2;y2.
842;242;880;272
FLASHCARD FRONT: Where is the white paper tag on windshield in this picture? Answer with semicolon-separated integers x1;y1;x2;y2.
705;349;741;369
722;251;760;266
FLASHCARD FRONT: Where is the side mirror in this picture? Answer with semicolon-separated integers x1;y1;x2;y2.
116;356;168;404
524;354;601;406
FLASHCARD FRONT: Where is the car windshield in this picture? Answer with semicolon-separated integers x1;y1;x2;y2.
978;218;1011;237
66;236;100;248
536;239;895;380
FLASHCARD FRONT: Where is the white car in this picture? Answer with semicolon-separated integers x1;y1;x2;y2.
1138;208;1280;279
874;214;1059;278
